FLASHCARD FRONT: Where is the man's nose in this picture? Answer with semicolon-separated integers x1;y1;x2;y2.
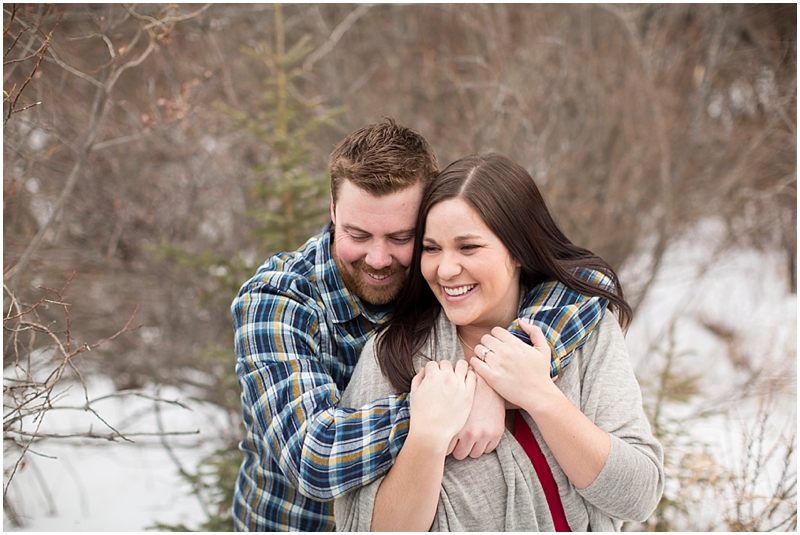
364;242;392;270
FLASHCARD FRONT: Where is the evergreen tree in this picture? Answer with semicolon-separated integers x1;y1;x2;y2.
158;5;344;530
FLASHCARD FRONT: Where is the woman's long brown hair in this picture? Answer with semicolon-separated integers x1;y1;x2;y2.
375;152;632;392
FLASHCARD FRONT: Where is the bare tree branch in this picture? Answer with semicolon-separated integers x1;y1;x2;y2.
303;4;372;72
3;274;192;504
3;9;60;125
5;8;180;286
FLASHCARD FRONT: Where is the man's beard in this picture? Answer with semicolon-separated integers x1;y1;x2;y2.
332;241;407;306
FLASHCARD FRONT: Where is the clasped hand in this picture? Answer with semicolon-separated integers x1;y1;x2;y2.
409;360;476;451
408;321;554;458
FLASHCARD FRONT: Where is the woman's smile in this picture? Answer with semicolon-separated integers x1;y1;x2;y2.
441;283;477;298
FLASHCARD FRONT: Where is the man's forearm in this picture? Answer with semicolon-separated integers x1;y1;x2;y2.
235;283;414;501
512;273;610;378
239;357;411;500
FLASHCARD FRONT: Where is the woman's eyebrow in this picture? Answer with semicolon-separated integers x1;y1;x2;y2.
423;233;483;244
453;233;482;242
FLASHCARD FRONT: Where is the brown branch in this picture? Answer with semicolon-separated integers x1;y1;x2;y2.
35;44;104;89
4;4;207;285
53;390;192;411
3;296;46;321
4;29;27;61
3;384;50;500
7;100;40;114
3;4;18;40
3;23;51;65
303;4;372;72
3;275;185;502
77;306;141;354
7;429;200;441
36;268;77;351
4;12;61;126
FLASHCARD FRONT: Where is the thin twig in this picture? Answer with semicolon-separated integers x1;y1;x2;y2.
303;4;372;72
8;429;200;440
4;12;61;126
3;4;19;40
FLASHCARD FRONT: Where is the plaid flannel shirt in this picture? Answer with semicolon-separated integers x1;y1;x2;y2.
232;225;610;531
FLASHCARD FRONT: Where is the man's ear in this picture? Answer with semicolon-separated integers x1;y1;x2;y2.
330;196;336;224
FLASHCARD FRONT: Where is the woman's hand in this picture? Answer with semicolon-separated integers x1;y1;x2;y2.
470;320;612;490
409;359;477;449
469;320;557;412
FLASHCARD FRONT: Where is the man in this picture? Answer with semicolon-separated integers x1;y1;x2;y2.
232;119;608;531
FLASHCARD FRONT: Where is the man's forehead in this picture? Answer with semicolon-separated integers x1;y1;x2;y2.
335;180;422;234
337;178;423;200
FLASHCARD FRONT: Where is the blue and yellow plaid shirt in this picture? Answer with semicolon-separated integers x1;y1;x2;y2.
232;225;610;531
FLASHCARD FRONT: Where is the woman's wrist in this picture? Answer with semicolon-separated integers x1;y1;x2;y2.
406;425;453;459
372;423;449;531
521;378;565;420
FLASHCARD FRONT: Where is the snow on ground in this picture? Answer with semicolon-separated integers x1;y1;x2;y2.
4;379;222;531
626;219;795;377
627;220;796;419
623;219;796;529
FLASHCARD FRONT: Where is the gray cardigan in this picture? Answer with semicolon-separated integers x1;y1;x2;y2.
334;312;664;531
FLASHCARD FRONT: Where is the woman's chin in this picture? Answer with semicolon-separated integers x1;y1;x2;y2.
444;312;476;327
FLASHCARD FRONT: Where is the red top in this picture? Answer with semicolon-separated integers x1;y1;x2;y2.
514;410;571;531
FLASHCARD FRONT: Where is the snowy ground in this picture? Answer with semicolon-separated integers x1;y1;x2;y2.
4;381;225;531
5;221;797;531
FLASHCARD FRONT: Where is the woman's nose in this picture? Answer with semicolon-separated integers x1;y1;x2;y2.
437;251;462;279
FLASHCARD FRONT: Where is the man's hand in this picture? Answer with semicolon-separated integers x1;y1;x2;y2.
447;373;506;460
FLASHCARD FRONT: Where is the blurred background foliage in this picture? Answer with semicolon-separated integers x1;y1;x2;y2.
3;3;796;531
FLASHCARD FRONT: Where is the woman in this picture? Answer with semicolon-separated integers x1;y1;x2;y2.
334;153;664;531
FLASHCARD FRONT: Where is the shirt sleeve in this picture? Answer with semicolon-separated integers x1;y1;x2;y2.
509;268;612;377
233;276;410;502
